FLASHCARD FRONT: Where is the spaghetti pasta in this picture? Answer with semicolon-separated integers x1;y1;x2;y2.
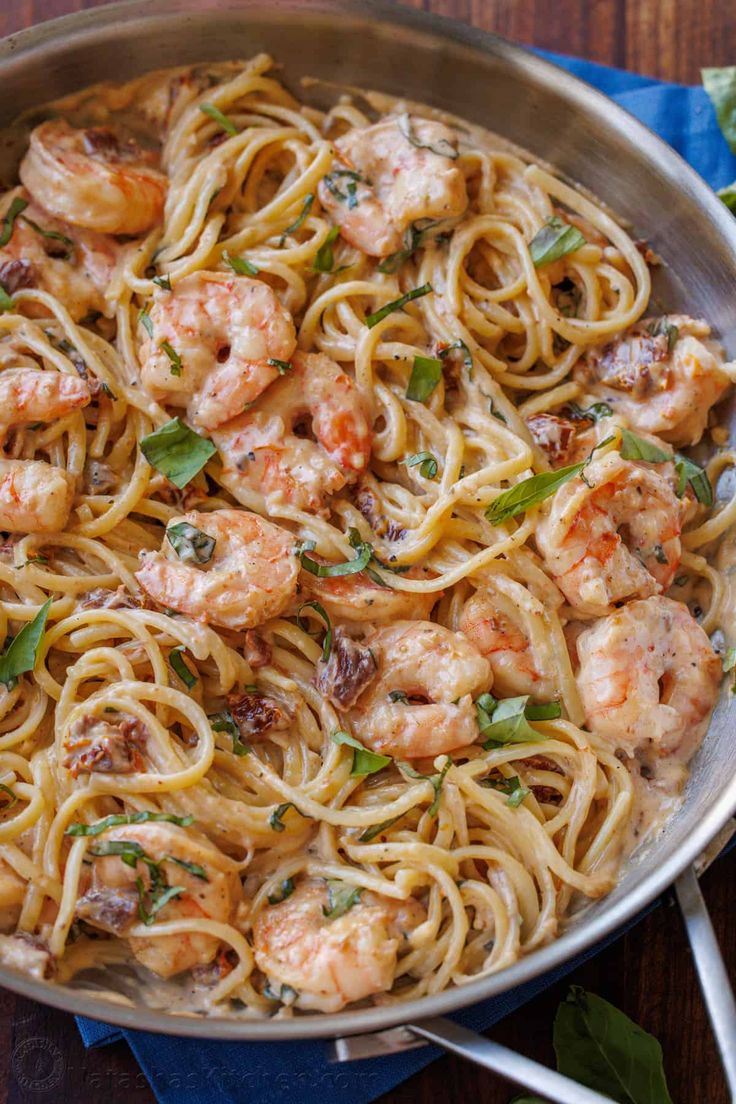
0;53;730;1017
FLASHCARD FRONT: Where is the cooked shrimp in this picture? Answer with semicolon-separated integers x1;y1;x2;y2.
299;565;438;624
458;589;556;700
318;116;467;258
0;192;128;320
135;508;299;630
139;271;296;431
576;596;721;768
575;315;732;446
0;369;90;442
253;878;425;1012
348;620;490;759
20;120;167;235
0;458;75;534
214;352;371;515
535;450;684;616
77;822;240;979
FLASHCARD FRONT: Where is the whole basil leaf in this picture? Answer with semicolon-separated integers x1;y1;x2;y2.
703;67;736;153
554;986;673;1103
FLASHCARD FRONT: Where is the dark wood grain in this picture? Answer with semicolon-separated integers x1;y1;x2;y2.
0;2;733;1102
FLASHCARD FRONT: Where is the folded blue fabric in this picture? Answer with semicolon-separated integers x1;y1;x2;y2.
76;48;736;1104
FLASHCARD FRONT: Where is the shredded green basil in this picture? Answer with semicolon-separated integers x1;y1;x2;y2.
358;812;406;842
674;454;713;505
322;879;362;920
66;812;194;837
199;102;238;136
647;317;679;353
566;400;613;423
0;197;28;247
267;358;292;374
402;451;438;479
138;309;154;337
479;774;530;807
21;215;74;258
268;877;295;905
396;114;458;159
0;783;18;810
223;250;259;276
312;226;340;273
438;339;473;374
397;759;452;816
365;283;432;329
322;170;363;210
296;600;332;662
268;802;306;832
209;709;249;756
169;646;197;690
299;540;372;578
406;355;442;402
160;341;182;377
280;194;314;244
152;274;172;291
378;222;436;275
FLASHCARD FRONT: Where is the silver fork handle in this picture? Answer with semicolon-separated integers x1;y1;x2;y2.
674;864;736;1097
331;859;735;1104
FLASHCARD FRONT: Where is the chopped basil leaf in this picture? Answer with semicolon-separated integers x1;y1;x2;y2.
438;339;473;373
322;170;363;209
160;340;182;377
166;855;208;881
0;598;52;690
66;811;194;837
703;67;736;154
166;521;216;565
330;730;391;776
91;839;147;866
402;451;438;479
312;226;340;273
268;877;295;905
267;358;292;374
479;774;530;807
138;308;154;337
396;114;458;159
723;647;736;673
223;250;259;276
478;695;548;747
406;355;442;402
169;645;197;690
674;454;713;505
0;287;14;313
397;758;452;816
152;274;171;291
529;216;586;267
0;197;29;247
268;802;304;832
486;437;614;524
280;194;314;245
618;428;672;463
717;182;736;213
378;222;434;274
388;689;409;703
0;783;17;810
139;416;216;488
322;879;362;920
566;400;613;423
299;541;372;578
296;600;332;662
21;215;74;257
199;102;239;137
139;882;185;926
365;283;432;329
209;709;249;756
358;812;406;842
647;317;679;353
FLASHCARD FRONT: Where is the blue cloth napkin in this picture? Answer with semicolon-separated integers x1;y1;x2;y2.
76;48;736;1104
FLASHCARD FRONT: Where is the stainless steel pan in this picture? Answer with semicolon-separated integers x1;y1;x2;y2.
1;3;735;1099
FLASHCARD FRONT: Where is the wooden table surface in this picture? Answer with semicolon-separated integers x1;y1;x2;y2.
0;1;734;1101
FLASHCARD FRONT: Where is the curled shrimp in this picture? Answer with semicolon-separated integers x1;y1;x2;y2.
574;315;732;446
536;450;684;616
214;352;372;515
0;192;129;320
347;620;490;759
20;120;167;235
135;508;299;630
299;564;439;624
0;368;90;441
139;271;296;431
318;115;467;258
0;458;75;534
77;822;240;979
458;589;557;700
576;596;721;772
253;878;425;1012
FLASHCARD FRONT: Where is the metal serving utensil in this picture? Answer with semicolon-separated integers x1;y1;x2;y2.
0;0;733;1067
332;823;736;1102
